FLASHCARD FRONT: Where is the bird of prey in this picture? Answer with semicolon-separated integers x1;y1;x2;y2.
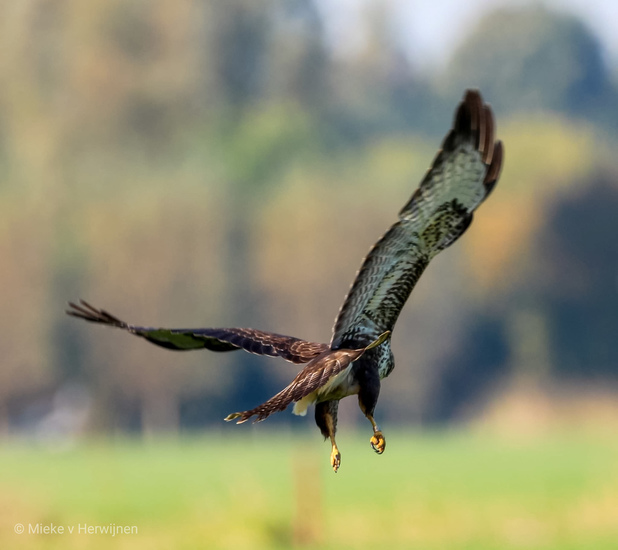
67;90;503;472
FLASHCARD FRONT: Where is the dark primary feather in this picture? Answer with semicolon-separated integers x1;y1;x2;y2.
66;300;327;364
331;90;503;349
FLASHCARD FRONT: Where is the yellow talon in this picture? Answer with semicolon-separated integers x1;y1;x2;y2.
330;446;341;473
370;431;386;454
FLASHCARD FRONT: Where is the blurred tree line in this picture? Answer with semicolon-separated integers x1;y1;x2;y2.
1;0;617;436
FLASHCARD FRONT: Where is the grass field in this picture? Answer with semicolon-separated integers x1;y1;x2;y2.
1;428;617;549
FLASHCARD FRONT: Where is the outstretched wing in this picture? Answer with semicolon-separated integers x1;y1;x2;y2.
331;90;503;349
225;331;390;423
67;300;327;364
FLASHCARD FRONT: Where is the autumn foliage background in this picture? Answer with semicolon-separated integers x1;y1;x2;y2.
2;0;617;437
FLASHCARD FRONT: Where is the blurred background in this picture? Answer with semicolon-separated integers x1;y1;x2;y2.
1;0;618;548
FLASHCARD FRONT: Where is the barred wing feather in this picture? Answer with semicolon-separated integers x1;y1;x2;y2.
66;300;327;364
331;90;503;349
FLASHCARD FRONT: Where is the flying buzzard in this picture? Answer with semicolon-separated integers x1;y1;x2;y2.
68;90;503;472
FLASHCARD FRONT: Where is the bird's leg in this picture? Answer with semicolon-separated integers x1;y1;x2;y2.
357;363;386;455
359;400;385;454
315;401;341;473
324;409;341;472
329;433;341;473
367;414;386;454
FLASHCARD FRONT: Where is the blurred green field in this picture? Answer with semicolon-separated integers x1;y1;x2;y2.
1;429;617;549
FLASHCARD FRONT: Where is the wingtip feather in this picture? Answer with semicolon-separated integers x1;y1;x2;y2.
484;140;503;195
451;89;492;153
481;105;495;164
454;90;502;194
66;299;127;327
